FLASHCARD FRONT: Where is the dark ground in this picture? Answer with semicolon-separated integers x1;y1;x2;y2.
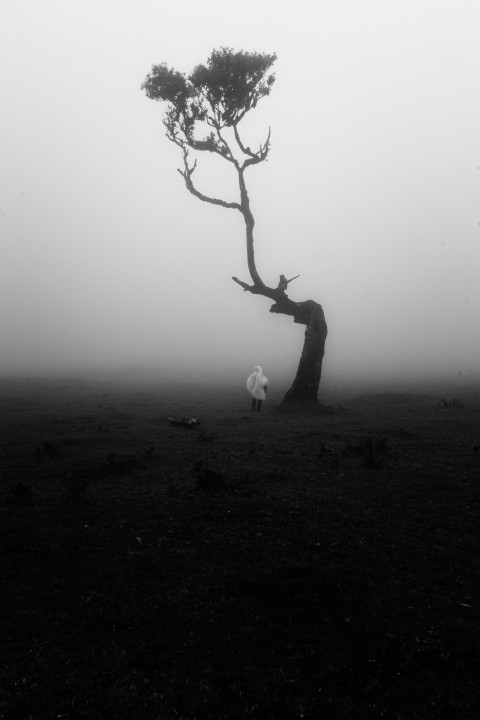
1;377;479;719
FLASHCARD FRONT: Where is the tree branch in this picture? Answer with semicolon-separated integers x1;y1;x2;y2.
232;276;261;293
233;125;256;158
178;149;241;210
216;126;238;165
232;276;288;303
242;127;271;168
231;274;323;328
277;274;300;291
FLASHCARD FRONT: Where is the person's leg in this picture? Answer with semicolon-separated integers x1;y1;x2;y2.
257;400;263;412
251;398;257;411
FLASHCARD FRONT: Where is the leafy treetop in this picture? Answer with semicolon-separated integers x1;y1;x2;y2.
142;48;277;164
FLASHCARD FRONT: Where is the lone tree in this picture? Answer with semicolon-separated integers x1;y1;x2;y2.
142;48;327;410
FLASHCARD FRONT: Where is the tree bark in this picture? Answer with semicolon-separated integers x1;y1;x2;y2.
232;167;328;412
233;280;328;411
270;299;328;411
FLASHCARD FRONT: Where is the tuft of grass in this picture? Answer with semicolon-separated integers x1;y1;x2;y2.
439;398;463;408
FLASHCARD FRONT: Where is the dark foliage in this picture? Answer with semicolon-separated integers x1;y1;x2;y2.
142;47;276;150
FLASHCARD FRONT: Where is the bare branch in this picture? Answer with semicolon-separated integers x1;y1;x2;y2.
242;127;271;169
178;149;241;211
233;125;256;158
232;275;314;324
232;275;286;303
260;127;272;155
216;127;238;165
277;274;301;291
232;276;260;292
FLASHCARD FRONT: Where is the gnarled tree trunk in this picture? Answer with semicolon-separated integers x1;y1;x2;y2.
231;171;328;411
270;299;328;411
170;110;329;412
278;302;327;408
234;278;328;411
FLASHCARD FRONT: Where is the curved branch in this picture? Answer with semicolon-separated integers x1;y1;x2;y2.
232;124;271;168
178;149;241;211
216;126;238;165
233;124;256;158
236;169;265;287
242;127;271;169
232;276;263;293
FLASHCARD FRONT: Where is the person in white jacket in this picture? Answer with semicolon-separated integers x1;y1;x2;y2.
246;365;269;412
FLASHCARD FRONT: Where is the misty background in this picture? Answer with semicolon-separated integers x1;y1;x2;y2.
1;0;479;388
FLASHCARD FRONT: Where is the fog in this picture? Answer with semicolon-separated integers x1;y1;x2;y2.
2;0;480;389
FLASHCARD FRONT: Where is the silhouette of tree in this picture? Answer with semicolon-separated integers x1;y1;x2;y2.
142;48;327;410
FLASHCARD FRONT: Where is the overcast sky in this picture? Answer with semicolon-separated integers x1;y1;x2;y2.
1;0;479;386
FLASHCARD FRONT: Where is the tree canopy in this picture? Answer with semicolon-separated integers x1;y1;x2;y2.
142;48;277;163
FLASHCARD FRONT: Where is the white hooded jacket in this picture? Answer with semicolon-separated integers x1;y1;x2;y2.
246;366;269;400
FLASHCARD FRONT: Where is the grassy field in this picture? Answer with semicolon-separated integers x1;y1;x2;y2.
1;376;479;719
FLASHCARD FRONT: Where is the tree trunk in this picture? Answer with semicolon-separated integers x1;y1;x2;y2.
177;148;329;413
278;301;328;411
264;295;327;411
233;279;328;412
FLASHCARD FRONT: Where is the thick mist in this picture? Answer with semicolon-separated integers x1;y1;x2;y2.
1;0;480;390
